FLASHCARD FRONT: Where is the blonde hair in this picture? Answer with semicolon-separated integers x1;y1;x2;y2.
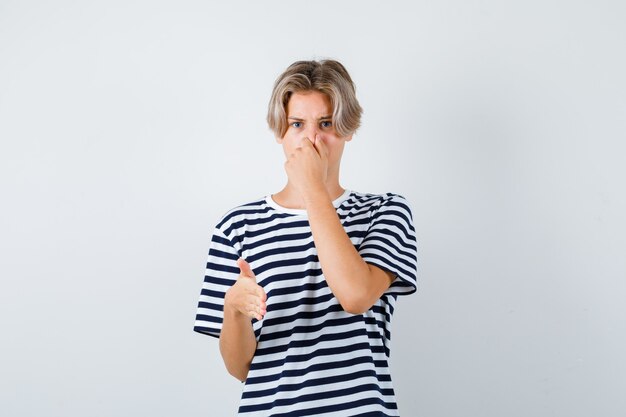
267;60;363;138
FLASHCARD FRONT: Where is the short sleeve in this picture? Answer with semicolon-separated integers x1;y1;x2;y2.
358;194;418;296
193;226;240;338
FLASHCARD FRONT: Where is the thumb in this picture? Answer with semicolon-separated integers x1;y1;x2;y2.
237;257;256;280
313;134;328;158
300;136;314;148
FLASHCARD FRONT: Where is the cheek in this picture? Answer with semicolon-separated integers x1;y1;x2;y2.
280;135;300;156
326;139;346;159
319;134;340;147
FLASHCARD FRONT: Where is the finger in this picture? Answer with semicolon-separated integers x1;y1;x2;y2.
242;283;266;307
247;301;264;320
237;258;256;279
246;305;262;321
245;294;263;313
300;136;314;149
257;301;266;316
246;290;266;312
245;293;260;306
313;134;328;158
243;290;262;309
258;294;266;312
248;291;267;315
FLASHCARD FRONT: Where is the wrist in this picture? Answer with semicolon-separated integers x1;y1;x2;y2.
223;290;248;321
301;186;331;208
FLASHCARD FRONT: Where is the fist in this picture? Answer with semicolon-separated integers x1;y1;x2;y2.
284;135;329;198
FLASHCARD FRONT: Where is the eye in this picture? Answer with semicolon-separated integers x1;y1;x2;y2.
290;122;302;128
320;121;332;129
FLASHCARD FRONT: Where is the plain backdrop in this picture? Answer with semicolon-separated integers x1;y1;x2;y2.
1;1;625;416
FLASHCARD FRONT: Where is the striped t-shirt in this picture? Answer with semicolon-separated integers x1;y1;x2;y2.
194;189;418;416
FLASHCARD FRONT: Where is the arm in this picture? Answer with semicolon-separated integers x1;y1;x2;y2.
219;258;266;381
219;301;257;381
305;190;395;314
285;136;395;314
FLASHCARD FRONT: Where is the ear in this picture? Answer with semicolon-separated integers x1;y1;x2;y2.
344;133;354;143
275;134;284;144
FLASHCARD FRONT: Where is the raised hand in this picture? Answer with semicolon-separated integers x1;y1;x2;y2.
284;134;329;201
224;258;267;321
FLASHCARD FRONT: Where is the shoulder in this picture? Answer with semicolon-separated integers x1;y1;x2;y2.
345;191;414;217
213;195;270;232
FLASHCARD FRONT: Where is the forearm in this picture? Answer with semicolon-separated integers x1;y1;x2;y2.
219;300;257;382
304;189;378;314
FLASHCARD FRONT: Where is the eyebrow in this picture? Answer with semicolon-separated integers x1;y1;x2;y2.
288;116;332;121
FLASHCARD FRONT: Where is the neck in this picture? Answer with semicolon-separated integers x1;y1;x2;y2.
273;180;345;210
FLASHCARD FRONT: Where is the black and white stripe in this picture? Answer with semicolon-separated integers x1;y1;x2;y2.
194;190;418;416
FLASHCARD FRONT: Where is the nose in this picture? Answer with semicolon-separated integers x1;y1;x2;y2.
303;125;319;142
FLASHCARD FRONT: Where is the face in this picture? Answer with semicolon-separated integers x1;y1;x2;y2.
277;90;352;173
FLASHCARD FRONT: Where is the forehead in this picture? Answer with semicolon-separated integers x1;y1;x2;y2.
287;91;332;117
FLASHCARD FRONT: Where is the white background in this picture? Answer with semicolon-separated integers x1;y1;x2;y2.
1;1;625;416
